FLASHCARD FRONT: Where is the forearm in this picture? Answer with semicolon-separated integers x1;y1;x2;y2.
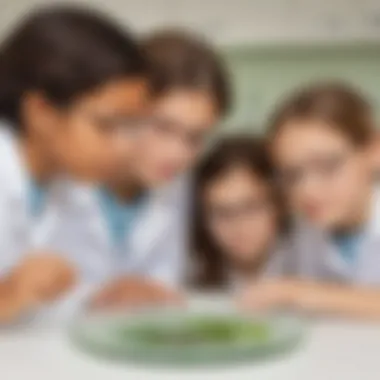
290;280;380;319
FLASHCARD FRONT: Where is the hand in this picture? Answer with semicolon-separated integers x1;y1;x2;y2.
11;253;76;305
238;279;298;312
0;278;27;323
90;276;184;310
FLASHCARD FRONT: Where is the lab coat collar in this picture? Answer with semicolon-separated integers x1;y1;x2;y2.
61;181;112;253
127;174;191;268
60;179;175;268
0;126;52;252
126;184;173;269
0;127;28;202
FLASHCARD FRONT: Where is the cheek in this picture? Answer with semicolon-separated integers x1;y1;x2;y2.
145;135;167;161
342;159;369;184
65;123;117;177
208;222;228;244
207;222;238;254
332;171;358;203
211;215;277;254
71;127;107;160
135;137;166;178
334;161;370;204
139;133;190;171
247;215;278;246
291;163;369;220
132;135;170;182
114;138;137;164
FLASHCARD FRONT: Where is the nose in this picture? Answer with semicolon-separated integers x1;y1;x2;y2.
112;133;138;159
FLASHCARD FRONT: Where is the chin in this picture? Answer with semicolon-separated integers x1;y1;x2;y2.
145;176;171;189
309;214;339;230
137;171;162;187
233;250;256;261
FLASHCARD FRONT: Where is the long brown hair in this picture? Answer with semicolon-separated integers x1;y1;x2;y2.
190;135;284;289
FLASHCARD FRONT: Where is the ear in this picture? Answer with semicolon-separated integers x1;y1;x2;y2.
20;92;58;133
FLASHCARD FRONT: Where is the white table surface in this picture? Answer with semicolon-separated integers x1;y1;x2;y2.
1;319;380;380
1;292;380;380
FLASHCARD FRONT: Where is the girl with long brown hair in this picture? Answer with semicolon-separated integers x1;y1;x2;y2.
191;136;286;291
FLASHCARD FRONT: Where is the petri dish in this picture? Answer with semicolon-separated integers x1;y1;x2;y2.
69;305;305;366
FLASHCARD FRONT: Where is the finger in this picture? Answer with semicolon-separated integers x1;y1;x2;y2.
31;265;76;303
0;282;30;323
236;289;275;312
162;289;186;305
89;287;125;309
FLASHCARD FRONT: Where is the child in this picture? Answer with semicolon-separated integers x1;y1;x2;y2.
50;30;231;309
0;6;148;321
240;83;380;319
190;136;286;291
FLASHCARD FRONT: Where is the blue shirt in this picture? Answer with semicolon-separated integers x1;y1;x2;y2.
27;180;46;218
98;188;146;247
332;231;364;264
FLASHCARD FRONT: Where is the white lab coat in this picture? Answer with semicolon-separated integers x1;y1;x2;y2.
266;186;380;286
34;178;191;321
0;127;57;275
45;175;191;288
0;125;190;320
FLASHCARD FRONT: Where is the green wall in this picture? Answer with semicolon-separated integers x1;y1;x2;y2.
222;43;380;134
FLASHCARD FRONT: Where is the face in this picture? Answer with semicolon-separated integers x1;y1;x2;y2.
132;90;219;187
26;77;149;183
372;132;380;176
203;166;278;267
272;120;373;230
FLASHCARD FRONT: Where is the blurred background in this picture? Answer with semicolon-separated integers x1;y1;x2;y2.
1;0;379;132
